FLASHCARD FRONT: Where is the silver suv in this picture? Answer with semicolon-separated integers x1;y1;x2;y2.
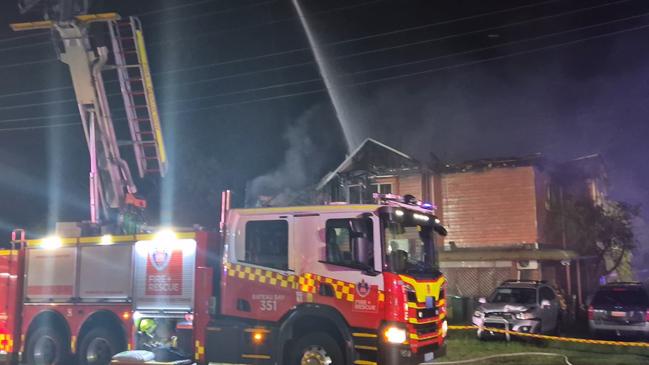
588;282;649;338
472;280;563;339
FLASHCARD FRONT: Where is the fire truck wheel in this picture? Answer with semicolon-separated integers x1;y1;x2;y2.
291;332;344;365
78;328;122;365
25;326;70;365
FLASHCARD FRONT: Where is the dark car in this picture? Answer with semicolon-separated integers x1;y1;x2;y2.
588;282;649;338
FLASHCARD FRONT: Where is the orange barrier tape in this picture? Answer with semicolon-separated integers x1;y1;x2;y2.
448;325;649;348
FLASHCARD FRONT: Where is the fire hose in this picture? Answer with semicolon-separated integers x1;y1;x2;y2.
422;352;573;365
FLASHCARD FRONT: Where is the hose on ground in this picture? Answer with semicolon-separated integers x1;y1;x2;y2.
422;352;573;365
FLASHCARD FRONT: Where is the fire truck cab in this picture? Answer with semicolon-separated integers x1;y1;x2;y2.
161;194;448;365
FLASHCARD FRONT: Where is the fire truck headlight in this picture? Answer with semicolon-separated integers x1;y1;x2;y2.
133;311;143;322
41;236;62;250
384;326;407;344
412;213;430;222
100;234;113;245
154;229;177;242
442;320;448;338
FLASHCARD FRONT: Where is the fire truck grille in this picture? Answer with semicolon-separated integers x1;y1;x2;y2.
417;308;438;319
414;322;438;337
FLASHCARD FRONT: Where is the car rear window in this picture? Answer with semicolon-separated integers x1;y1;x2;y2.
592;288;649;307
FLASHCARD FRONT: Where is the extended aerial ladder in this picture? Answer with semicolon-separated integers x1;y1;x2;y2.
11;4;166;233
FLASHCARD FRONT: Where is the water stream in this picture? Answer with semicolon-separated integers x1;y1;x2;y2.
292;0;357;152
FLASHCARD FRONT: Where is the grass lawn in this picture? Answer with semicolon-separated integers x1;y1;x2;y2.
443;330;649;365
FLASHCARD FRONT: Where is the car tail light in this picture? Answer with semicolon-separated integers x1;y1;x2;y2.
645;310;649;322
588;305;594;320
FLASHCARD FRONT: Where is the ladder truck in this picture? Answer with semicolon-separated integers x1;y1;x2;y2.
0;1;167;364
1;3;450;365
12;0;167;233
2;194;449;365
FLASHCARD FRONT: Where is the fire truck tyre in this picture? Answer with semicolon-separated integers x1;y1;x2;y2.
25;327;70;365
291;332;344;365
78;328;122;365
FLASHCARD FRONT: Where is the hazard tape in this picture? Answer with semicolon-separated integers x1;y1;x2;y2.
448;325;649;347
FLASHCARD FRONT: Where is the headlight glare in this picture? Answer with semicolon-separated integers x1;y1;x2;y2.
384;326;407;344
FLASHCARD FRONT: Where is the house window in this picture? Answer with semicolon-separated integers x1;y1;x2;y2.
348;185;362;204
244;220;289;270
347;183;392;203
369;183;392;195
325;218;374;268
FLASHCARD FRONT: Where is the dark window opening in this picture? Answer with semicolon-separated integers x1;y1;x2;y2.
592;288;649;307
540;287;556;301
244;220;288;270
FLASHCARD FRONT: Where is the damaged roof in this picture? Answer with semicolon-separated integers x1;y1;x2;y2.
317;138;420;190
442;153;546;173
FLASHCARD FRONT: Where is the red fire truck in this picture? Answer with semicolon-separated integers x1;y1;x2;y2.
4;2;448;364
1;193;448;365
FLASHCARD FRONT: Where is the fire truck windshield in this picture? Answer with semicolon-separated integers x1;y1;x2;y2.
382;215;439;276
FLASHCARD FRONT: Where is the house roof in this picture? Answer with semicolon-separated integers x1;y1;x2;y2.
442;153;545;173
316;138;418;190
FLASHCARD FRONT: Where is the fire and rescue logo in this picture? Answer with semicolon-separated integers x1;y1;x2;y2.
356;279;370;298
150;247;172;272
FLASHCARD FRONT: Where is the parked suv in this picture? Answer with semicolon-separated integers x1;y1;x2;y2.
588;282;649;338
472;280;564;339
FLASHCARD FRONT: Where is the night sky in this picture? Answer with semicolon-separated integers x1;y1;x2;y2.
0;0;647;262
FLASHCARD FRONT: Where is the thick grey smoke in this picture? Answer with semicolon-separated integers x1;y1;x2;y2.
245;104;343;207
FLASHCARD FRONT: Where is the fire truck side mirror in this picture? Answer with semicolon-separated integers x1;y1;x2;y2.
350;231;367;239
433;224;448;236
362;267;380;277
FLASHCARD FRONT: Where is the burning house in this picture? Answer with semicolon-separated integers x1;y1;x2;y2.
317;139;612;312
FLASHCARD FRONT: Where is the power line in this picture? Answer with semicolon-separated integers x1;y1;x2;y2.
0;31;49;44
0;0;638;106
5;21;649;132
0;41;51;53
0;113;79;124
0;0;570;95
146;0;390;48
148;0;638;90
333;0;637;62
4;8;648;115
0;98;77;112
350;22;649;89
0;0;275;54
128;21;649;118
146;0;279;27
126;11;649;107
120;0;627;78
0;122;79;132
0;85;73;100
123;59;316;93
339;10;649;79
139;0;221;17
0;58;58;71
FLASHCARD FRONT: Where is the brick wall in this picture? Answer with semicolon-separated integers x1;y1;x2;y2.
397;174;423;199
441;166;539;247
